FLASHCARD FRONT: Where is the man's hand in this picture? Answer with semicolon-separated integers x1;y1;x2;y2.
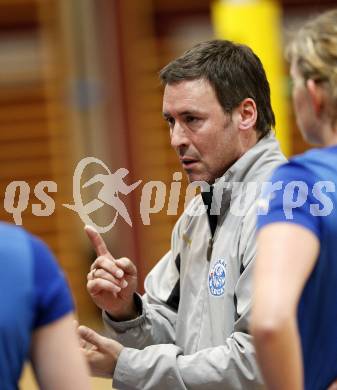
85;225;138;320
78;325;123;378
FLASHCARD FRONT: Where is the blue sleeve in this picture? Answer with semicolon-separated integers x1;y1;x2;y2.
29;235;74;329
257;161;323;240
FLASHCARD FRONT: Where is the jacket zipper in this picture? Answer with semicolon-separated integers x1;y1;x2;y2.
207;237;213;262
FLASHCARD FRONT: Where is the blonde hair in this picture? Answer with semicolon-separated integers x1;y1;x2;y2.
287;9;337;123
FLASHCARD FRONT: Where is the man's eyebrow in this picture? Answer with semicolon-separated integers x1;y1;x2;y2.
179;110;201;116
163;110;202;118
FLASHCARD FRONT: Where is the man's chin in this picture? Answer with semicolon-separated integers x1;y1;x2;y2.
186;172;213;185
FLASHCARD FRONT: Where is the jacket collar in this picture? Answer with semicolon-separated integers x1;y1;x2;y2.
204;132;284;217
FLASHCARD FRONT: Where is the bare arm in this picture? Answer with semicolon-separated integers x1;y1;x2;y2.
30;313;91;390
251;223;319;390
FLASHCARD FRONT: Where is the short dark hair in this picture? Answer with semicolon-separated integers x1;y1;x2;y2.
159;39;275;138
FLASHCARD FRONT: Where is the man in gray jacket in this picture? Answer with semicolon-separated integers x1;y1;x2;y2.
79;40;286;389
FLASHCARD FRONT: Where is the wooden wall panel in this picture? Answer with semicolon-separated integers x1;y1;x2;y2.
95;0;180;287
0;0;97;321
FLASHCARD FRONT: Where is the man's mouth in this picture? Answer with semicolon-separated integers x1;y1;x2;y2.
180;157;199;169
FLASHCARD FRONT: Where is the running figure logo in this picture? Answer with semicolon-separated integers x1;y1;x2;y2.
63;157;141;233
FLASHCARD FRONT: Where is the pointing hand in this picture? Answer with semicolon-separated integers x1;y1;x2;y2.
85;225;139;320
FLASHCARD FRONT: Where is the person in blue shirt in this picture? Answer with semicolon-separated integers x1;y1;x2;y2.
251;9;337;390
0;222;90;390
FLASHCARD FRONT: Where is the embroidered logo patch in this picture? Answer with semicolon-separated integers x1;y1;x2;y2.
208;259;226;297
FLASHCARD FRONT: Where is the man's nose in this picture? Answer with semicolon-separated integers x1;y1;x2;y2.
170;122;189;149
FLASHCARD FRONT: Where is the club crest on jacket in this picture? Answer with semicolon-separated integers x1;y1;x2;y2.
208;259;226;297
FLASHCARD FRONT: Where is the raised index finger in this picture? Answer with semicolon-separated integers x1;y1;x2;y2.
84;225;111;257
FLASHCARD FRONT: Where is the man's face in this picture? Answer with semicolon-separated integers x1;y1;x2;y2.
163;79;242;183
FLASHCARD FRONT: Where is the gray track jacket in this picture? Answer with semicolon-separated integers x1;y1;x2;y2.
104;134;286;390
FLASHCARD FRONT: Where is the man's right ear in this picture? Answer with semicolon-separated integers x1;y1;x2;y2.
237;98;258;132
